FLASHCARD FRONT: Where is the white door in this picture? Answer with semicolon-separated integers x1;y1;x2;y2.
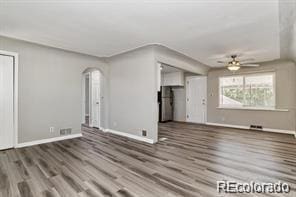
0;55;14;150
186;76;207;124
91;71;101;128
82;73;91;124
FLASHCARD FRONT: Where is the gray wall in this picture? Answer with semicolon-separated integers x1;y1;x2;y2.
207;60;296;131
0;36;108;143
108;47;158;142
107;44;209;142
172;87;186;121
153;45;210;75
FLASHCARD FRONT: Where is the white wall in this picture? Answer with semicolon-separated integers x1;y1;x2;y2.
108;47;158;142
0;36;108;143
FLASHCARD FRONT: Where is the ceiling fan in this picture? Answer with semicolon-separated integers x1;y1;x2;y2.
217;55;259;71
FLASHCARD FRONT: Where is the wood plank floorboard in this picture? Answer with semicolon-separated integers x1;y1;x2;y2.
0;122;295;197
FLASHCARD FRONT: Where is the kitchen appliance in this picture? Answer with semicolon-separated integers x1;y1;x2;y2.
159;86;173;122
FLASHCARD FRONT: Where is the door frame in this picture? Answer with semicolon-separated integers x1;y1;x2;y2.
185;76;207;124
81;70;101;129
0;50;19;148
90;71;101;128
82;72;91;125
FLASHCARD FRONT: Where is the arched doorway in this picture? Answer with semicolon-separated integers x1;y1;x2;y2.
82;68;102;129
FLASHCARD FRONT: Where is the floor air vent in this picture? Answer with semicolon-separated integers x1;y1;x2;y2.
250;125;263;130
60;128;72;135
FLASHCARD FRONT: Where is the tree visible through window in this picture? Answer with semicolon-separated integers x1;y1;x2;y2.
219;73;275;108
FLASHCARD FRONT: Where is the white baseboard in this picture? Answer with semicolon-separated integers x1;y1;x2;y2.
104;129;155;144
99;127;108;132
16;133;83;148
206;122;296;136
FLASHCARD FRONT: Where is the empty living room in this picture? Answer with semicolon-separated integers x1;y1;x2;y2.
0;0;296;197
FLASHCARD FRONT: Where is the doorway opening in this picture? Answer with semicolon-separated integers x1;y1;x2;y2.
82;69;102;129
157;62;207;128
158;63;183;123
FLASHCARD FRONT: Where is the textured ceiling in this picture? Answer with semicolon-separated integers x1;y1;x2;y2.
0;0;293;67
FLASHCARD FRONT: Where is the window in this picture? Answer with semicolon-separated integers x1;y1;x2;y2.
219;73;275;109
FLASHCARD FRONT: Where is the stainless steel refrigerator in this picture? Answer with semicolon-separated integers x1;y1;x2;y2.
159;86;173;122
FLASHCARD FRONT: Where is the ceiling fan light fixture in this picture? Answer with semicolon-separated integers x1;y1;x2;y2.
220;54;257;71
227;65;240;71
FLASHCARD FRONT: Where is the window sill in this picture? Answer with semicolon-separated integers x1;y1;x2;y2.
217;106;289;112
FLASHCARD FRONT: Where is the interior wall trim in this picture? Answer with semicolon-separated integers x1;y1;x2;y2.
104;129;155;144
206;122;296;137
16;133;83;148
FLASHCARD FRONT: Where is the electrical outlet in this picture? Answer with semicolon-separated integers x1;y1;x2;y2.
50;127;55;133
113;122;117;127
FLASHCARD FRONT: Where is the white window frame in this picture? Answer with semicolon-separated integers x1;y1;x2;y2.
219;72;276;110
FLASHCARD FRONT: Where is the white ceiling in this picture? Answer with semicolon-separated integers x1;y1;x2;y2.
0;0;291;67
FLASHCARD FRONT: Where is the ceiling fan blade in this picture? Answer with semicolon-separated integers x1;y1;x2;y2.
217;60;226;64
241;64;259;67
240;58;255;63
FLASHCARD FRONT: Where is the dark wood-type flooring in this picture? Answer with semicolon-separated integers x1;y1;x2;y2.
0;122;296;197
